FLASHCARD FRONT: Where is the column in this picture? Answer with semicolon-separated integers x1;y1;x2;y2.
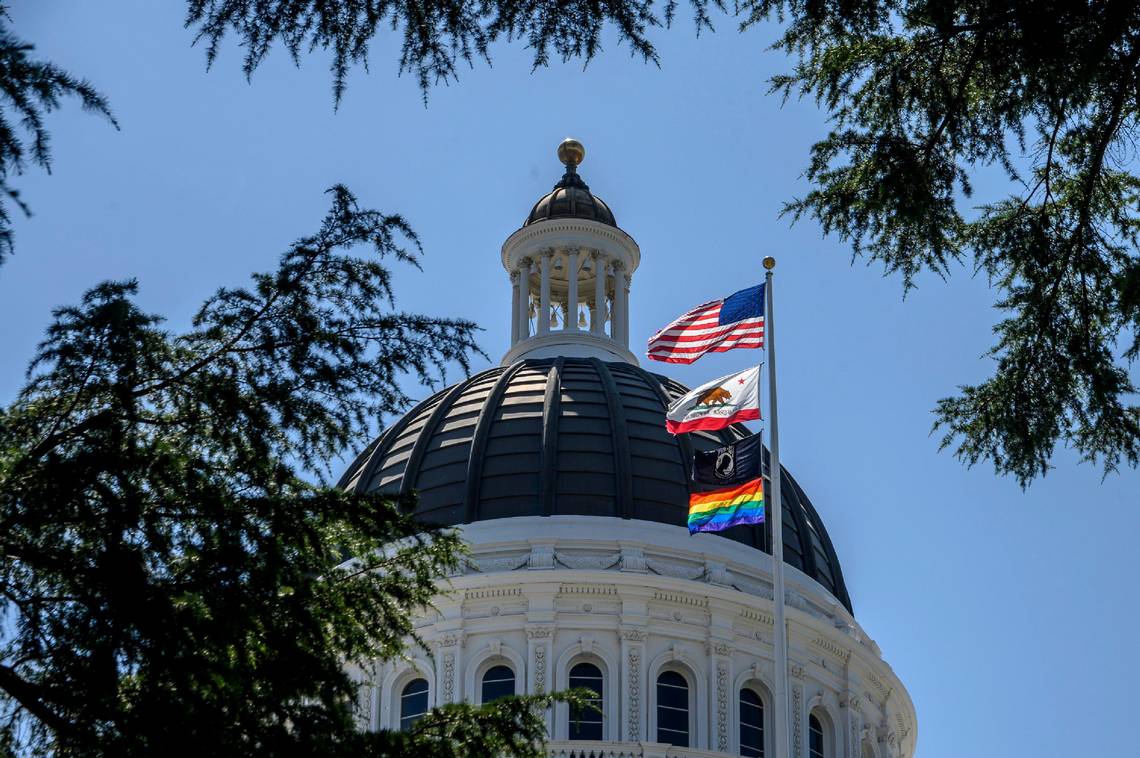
510;270;520;344
566;247;579;332
593;253;607;336
539;250;552;335
621;268;631;344
517;258;532;340
612;261;628;345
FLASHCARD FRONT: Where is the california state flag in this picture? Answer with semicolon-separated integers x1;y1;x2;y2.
665;367;761;435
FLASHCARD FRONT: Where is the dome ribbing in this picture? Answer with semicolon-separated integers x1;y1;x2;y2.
339;357;852;614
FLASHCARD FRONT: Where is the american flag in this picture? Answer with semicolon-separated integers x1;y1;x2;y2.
646;283;765;364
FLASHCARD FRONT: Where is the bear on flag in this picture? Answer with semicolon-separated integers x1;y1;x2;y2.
665;366;760;434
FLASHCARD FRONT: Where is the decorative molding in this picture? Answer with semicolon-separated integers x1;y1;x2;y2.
704;560;731;586
627;646;641;741
792;683;803;757
534;645;547;695
619;545;647;572
526;626;555;640
716;661;729;751
442;652;455;702
739;608;775;626
645;559;705;581
355;680;374;730
731;575;776;601
709;642;734;657
868;672;893;700
528;543;556;570
652;590;708;607
471;553;530;573
554;552;621;570
464;586;522;600
558;582;618;595
437;632;465;649
790;663;805;680
619;628;649;642
813;635;852;663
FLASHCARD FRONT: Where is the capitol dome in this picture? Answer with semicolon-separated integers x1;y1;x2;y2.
339;356;852;613
346;140;916;758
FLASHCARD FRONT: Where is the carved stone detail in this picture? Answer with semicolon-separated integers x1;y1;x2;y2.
534;645;547;695
554;551;621;570
619;628;648;642
710;642;734;657
473;553;530;573
627;646;641;741
792;683;804;757
442;652;455;702
528;543;556;570
619;545;647;572
437;632;465;648
526;626;555;640
716;661;729;750
705;560;731;586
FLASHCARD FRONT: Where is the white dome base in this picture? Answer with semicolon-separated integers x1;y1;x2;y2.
354;517;916;758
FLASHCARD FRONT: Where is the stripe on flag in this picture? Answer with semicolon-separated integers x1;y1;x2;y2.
647;284;766;364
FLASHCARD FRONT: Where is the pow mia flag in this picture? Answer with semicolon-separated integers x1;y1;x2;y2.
691;434;763;487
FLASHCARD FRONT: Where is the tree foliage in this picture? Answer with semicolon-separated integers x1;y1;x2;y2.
0;5;116;266
185;1;1140;484
0;185;578;756
184;0;725;102
732;0;1140;484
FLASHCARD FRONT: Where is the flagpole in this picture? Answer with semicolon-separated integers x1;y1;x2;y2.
764;256;791;758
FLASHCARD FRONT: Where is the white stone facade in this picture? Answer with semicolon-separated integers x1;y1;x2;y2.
362;517;917;758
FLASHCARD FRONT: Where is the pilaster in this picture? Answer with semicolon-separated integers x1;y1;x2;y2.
619;627;648;741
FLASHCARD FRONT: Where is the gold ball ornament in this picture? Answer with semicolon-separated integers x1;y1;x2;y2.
557;138;585;168
763;256;777;270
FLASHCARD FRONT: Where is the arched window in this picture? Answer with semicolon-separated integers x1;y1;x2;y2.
481;664;515;703
568;662;604;740
809;712;825;758
399;678;429;732
739;688;765;757
656;670;689;747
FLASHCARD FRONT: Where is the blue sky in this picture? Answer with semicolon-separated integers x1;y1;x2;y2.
3;2;1137;755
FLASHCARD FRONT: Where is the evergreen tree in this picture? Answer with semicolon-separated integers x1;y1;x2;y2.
0;5;116;266
736;0;1140;485
188;0;1140;485
0;186;578;756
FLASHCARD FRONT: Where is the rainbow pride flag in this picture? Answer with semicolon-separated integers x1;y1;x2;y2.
687;477;765;534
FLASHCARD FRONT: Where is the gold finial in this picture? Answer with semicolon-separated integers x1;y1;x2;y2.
762;256;776;270
557;138;585;169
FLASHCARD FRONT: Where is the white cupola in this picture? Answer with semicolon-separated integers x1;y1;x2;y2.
500;138;641;365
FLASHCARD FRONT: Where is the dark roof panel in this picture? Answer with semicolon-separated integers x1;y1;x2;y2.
340;357;853;614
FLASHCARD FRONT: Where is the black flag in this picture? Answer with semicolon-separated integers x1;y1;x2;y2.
692;434;762;487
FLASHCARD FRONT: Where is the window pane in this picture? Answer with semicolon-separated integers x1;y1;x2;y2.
809;713;825;758
481;665;515;703
568;662;604;740
399;678;429;732
656;671;689;747
740;688;764;757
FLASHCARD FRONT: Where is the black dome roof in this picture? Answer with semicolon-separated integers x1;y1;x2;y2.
339;357;852;613
524;166;616;227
